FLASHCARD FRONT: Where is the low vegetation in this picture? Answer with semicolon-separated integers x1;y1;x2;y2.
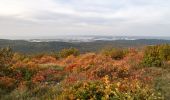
0;46;170;100
101;47;128;60
142;44;170;67
57;47;80;58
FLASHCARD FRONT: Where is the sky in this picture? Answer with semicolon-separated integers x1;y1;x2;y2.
0;0;170;38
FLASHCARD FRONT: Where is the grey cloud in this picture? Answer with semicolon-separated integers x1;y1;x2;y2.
0;0;170;38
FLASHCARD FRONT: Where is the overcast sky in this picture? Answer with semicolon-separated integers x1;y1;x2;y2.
0;0;170;38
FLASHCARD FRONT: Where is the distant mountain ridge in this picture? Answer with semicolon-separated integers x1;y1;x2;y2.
1;38;170;54
26;36;170;43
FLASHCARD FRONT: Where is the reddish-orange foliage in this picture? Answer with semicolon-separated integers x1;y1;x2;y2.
11;61;39;72
2;48;161;93
0;76;16;88
55;50;154;85
0;47;165;100
32;69;63;83
32;56;57;64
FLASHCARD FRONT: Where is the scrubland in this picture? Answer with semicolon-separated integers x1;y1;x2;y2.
0;45;170;100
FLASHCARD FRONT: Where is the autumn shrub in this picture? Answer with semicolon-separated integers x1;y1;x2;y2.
3;84;62;100
32;69;64;83
39;64;64;71
142;44;170;67
12;53;28;62
57;48;80;58
31;53;48;59
153;65;170;100
38;56;57;64
12;61;38;81
60;76;163;100
26;85;61;99
101;48;128;60
0;46;168;100
158;44;170;60
0;47;14;76
15;67;36;81
0;47;14;67
0;76;17;97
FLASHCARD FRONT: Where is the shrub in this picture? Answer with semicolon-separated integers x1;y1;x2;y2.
15;67;35;81
32;69;64;83
158;44;170;61
3;84;62;100
142;44;170;67
58;48;80;58
60;76;163;100
12;53;27;62
101;48;127;60
0;47;14;68
142;46;162;67
0;47;14;76
0;76;17;97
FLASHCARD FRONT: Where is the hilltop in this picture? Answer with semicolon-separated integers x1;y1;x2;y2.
0;45;170;99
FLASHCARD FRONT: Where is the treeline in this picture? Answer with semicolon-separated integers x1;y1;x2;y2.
1;39;170;54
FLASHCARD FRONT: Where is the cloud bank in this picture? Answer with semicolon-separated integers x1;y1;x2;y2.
0;0;170;38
